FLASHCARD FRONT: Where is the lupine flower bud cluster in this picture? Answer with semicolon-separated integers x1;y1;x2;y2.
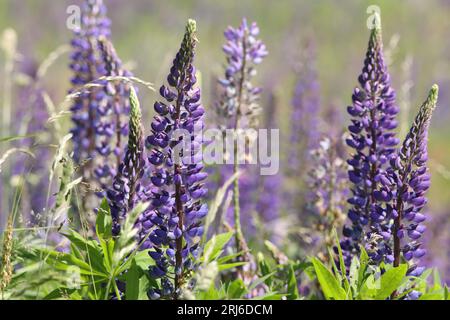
107;87;145;236
144;20;208;299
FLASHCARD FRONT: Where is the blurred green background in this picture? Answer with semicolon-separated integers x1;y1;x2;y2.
0;0;449;266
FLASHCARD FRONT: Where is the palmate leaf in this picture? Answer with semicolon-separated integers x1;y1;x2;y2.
61;229;108;274
311;257;347;300
36;248;107;278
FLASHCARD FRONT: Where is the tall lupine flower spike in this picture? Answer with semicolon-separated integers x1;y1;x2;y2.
218;18;267;254
69;0;131;209
341;22;400;266
288;41;320;175
107;87;145;236
256;92;282;235
390;85;438;278
96;37;133;195
69;0;110;165
308;136;348;261
145;20;208;300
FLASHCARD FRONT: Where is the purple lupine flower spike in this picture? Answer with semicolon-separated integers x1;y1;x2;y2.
218;18;267;254
390;85;438;278
308;136;348;257
107;87;145;236
287;42;320;213
11;60;51;222
256;92;282;236
96;37;133;195
69;0;130;209
289;42;320;166
69;0;110;164
145;20;208;300
341;24;400;266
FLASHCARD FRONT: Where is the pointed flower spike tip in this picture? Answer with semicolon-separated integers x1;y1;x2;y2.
128;86;143;152
426;84;439;113
129;86;141;121
186;19;198;43
187;19;197;34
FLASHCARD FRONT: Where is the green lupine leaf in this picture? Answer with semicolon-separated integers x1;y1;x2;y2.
43;288;78;300
39;249;106;277
358;246;369;288
248;272;276;292
349;256;359;293
256;252;273;286
333;229;350;294
419;292;444;300
287;264;299;300
227;278;247;299
62;230;107;274
202;232;234;262
217;251;244;264
311;257;346;300
96;198;112;241
374;264;408;300
125;259;141;300
251;293;285;300
432;268;442;291
218;262;247;271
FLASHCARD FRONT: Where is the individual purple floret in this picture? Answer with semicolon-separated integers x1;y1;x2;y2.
389;85;438;277
341;25;400;266
106;87;145;236
145;20;208;300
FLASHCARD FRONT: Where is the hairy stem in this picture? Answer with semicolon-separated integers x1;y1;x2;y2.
232;31;248;255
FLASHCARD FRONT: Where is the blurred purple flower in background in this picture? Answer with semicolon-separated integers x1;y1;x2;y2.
69;0;131;206
216;18;267;253
11;59;52;223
